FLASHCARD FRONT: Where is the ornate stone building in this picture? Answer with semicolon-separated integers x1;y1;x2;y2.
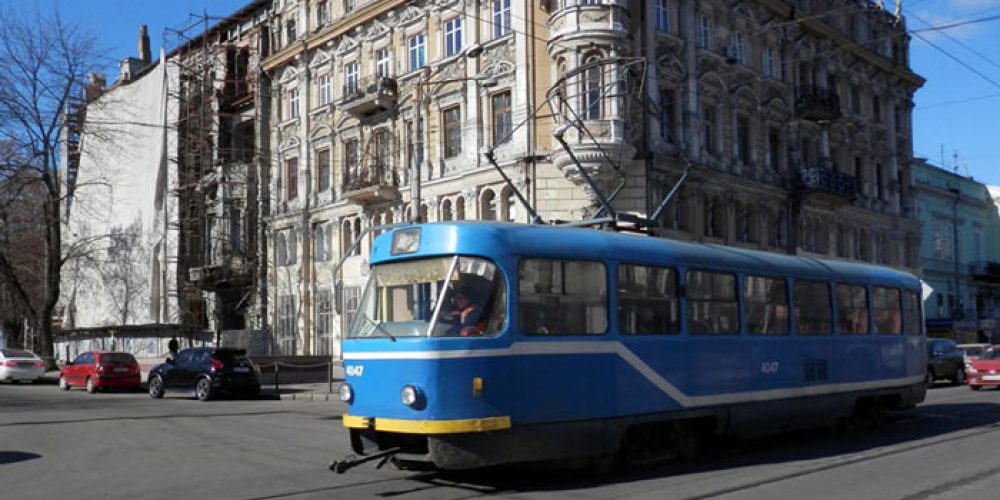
259;0;923;356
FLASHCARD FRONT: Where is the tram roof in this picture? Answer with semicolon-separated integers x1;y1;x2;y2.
378;222;919;288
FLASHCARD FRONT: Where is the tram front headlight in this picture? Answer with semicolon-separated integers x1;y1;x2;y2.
338;383;354;403
401;385;422;407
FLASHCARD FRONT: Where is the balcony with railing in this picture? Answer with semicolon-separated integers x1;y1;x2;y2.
340;76;398;116
341;161;400;205
971;261;1000;283
795;86;842;122
797;166;857;204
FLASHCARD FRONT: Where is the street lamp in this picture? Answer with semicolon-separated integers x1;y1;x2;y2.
409;44;493;223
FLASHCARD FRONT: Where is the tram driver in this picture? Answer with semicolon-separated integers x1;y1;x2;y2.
444;285;486;336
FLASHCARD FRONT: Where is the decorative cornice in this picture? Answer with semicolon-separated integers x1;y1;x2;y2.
263;0;409;72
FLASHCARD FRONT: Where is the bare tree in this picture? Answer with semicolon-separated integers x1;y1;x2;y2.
0;6;104;366
101;218;149;325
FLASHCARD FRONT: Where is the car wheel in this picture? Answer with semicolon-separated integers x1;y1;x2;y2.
148;375;165;399
58;376;70;391
86;378;98;394
953;369;966;385
195;377;213;401
925;370;935;386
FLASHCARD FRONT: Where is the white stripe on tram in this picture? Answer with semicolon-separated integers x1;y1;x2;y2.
342;342;923;408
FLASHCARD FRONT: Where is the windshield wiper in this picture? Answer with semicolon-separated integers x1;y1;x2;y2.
360;314;396;342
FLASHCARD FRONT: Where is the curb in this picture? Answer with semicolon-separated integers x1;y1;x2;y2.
275;392;338;402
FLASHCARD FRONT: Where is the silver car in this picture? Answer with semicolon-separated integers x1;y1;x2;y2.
0;348;45;383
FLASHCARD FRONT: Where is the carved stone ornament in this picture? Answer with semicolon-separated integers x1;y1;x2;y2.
656;54;687;85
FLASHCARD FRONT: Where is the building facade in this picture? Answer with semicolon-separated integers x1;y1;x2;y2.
257;0;924;356
913;159;1000;343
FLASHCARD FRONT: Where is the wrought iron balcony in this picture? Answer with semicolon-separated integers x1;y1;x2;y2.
797;166;857;202
795;86;842;122
971;261;1000;282
340;76;398;116
341;163;400;205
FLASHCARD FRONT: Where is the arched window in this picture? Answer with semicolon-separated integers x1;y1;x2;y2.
287;231;298;265
480;190;497;220
456;197;466;220
352;218;362;256
342;219;353;256
276;232;288;266
314;224;327;261
441;198;453;221
500;186;516;222
582;54;603;119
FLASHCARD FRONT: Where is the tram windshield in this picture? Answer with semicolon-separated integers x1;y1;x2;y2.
347;256;506;339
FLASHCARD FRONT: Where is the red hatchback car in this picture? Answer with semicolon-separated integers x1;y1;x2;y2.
967;348;1000;390
59;351;141;393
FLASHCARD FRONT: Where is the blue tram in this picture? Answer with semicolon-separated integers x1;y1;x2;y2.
337;222;925;470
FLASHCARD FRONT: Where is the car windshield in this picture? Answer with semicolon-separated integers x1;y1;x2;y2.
1;348;36;358
982;349;1000;361
348;255;506;339
961;346;985;358
99;353;136;364
214;351;250;363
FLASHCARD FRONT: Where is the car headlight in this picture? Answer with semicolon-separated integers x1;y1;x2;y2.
338;383;354;403
401;385;421;407
966;364;977;374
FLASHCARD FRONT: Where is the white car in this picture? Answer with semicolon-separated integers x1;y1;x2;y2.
0;348;46;383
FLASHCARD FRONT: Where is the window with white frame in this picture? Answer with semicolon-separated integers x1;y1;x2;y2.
491;91;512;146
583;55;602;119
315;289;333;355
342;286;360;336
728;32;745;64
408;33;426;71
317;148;330;192
444;17;463;57
277;295;297;355
314;223;329;261
492;0;511;38
656;0;670;32
344;62;359;94
289;87;300;119
318;74;331;105
763;46;779;79
697;15;711;49
286;157;299;200
443;106;462;158
317;1;329;26
344;0;357;13
375;47;391;77
287;231;298;265
285;18;297;46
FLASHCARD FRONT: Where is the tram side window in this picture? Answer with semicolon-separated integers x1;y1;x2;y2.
519;259;608;335
744;276;788;335
794;281;832;336
902;290;922;335
873;286;902;335
836;284;869;335
617;264;679;335
686;270;738;335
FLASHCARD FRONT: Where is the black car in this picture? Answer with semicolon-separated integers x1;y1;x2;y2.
148;348;261;401
927;338;965;386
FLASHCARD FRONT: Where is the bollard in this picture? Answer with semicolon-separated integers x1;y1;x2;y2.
328;362;333;394
274;363;279;393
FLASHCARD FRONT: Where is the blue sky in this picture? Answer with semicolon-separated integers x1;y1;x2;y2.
9;0;1000;186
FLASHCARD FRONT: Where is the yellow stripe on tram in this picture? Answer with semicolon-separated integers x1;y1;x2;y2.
342;414;511;434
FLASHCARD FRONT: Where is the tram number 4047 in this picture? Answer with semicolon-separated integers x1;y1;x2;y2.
345;365;364;377
760;361;780;374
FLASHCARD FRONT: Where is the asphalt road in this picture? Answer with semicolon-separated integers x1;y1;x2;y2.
2;380;1000;500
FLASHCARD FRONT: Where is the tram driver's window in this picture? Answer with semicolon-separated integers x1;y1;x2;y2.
873;286;902;335
617;264;679;335
902;290;922;335
686;270;738;335
519;258;608;335
745;276;788;335
794;281;832;336
835;284;869;335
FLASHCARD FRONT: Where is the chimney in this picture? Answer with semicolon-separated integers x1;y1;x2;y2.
138;24;151;65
